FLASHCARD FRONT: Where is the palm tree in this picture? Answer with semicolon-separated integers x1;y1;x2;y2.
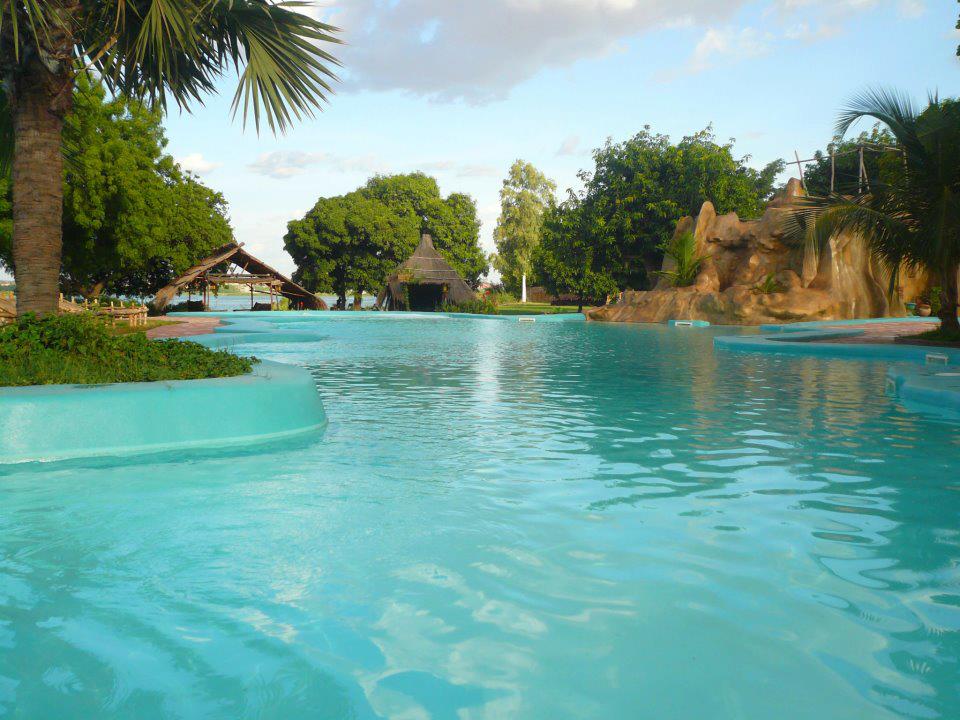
2;0;340;315
784;90;960;333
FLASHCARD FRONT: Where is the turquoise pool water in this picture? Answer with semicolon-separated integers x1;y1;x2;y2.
2;317;959;719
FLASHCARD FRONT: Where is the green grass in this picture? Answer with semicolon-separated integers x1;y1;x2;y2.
109;319;179;336
497;302;582;315
0;314;256;387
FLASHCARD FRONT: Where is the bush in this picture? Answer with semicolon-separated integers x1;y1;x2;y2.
440;296;500;315
655;231;706;288
0;314;256;387
485;289;516;305
155;299;206;314
751;273;786;295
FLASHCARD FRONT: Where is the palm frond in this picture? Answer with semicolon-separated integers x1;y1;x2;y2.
781;192;913;273
836;87;925;160
84;0;341;133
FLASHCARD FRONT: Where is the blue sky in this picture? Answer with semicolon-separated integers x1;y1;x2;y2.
160;0;959;276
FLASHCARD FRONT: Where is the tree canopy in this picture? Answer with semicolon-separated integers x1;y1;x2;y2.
540;126;783;292
285;173;487;308
530;126;783;296
492;160;556;295
533;191;618;311
801;125;898;197
0;78;233;297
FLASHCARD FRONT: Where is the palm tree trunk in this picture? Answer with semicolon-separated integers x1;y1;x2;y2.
12;62;70;316
938;267;960;334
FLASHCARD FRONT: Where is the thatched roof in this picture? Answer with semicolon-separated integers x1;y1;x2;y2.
377;234;475;309
152;243;326;311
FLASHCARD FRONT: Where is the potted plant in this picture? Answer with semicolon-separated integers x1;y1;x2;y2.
915;296;932;317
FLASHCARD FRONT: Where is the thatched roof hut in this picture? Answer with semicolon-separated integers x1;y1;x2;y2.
376;234;475;311
152;243;326;312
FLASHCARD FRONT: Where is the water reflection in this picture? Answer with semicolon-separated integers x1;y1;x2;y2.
1;318;958;718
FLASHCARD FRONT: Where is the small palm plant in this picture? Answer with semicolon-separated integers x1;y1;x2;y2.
656;231;706;288
2;0;342;316
751;273;785;295
783;90;960;332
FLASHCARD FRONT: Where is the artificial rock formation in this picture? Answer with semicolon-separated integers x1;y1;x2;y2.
588;179;923;326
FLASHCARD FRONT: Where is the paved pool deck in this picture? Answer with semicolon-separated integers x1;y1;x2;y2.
812;320;938;344
147;315;222;338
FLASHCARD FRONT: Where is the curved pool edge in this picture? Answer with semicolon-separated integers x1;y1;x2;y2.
0;360;326;466
714;322;960;365
886;364;960;419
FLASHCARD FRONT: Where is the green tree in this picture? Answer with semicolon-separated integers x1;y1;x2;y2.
492;160;556;295
0;78;233;297
583;125;783;289
785;91;960;332
285;196;350;304
286;174;487;308
533;192;618;312
801;125;898;196
1;0;341;315
360;173;487;284
284;191;419;309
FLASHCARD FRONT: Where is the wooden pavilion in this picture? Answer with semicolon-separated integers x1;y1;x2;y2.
376;233;475;311
152;243;326;312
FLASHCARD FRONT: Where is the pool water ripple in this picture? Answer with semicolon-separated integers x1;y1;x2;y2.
1;318;959;718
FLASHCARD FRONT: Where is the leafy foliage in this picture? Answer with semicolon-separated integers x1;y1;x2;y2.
0;78;233;297
0;314;255;386
285;173;487;308
784;90;960;331
532;191;619;310
801;125;899;196
1;0;342;133
655;232;705;288
751;273;786;295
492;160;556;295
440;296;499;315
578;125;783;289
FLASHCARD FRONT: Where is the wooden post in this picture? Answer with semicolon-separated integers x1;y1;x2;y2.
859;145;870;193
857;145;866;195
794;150;805;190
829;145;835;194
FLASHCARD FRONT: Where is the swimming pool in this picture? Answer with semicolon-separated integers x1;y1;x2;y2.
2;315;958;718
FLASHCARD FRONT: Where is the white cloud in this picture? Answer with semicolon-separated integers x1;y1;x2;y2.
420;160;500;178
247;151;386;179
248;152;500;181
177;153;221;175
897;0;923;18
682;26;772;75
331;0;753;102
556;135;581;156
325;0;895;102
783;22;841;42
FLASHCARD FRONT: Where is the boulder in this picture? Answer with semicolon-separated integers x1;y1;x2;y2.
588;180;927;326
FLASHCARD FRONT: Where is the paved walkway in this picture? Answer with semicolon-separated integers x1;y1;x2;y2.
147;316;221;339
815;320;936;345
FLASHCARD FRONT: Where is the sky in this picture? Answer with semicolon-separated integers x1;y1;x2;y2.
157;0;959;277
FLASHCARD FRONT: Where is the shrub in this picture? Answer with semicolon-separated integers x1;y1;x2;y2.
440;296;500;315
156;299;207;314
655;231;706;288
751;273;786;295
0;314;256;387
